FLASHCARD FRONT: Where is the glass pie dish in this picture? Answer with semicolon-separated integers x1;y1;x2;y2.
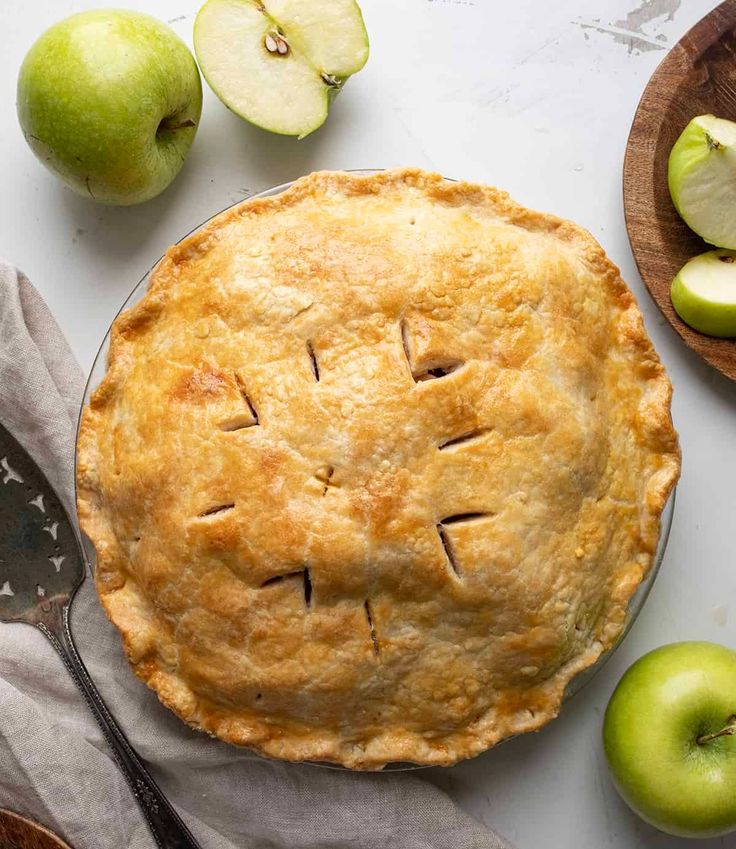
75;173;676;771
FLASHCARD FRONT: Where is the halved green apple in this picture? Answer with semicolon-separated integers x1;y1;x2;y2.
671;249;736;337
668;115;736;249
194;0;369;138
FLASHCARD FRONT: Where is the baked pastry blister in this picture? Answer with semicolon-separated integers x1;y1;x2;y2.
77;169;680;769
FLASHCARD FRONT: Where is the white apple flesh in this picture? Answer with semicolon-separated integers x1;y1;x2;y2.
668;115;736;249
671;249;736;337
604;642;736;839
194;0;369;138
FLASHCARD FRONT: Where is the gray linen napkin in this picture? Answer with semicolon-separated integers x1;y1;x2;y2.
0;260;513;849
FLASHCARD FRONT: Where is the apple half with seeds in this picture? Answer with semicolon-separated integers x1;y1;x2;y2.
668;114;736;249
671;249;736;337
194;0;369;138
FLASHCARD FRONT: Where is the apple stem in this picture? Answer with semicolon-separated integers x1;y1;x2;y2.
697;715;736;745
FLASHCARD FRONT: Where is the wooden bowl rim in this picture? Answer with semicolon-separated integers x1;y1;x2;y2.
623;0;736;381
0;809;73;849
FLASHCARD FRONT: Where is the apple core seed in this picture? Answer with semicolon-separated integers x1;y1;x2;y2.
264;32;289;55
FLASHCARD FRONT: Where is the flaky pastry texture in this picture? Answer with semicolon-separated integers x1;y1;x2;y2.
77;169;680;769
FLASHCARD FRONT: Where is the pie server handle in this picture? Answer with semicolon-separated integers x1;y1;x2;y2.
38;599;202;849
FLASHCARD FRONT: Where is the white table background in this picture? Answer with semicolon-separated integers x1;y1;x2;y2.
2;1;735;847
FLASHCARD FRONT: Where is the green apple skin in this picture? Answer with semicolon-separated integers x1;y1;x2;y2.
17;10;202;206
668;115;736;249
603;642;736;839
671;250;736;338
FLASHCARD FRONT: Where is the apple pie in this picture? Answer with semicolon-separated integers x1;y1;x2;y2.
77;169;680;769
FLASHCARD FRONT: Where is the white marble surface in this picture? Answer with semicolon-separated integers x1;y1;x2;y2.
2;0;735;847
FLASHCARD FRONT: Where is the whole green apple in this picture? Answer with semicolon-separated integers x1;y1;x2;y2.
603;642;736;839
17;10;202;205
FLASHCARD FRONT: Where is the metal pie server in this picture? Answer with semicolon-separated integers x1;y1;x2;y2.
0;421;201;849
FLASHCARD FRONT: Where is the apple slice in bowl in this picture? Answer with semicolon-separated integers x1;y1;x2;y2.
671;249;736;338
668;114;736;250
194;0;369;138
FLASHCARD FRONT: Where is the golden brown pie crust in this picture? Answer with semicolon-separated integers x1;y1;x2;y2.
77;169;680;769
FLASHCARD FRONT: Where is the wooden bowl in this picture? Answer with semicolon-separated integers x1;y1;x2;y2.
0;810;73;849
623;0;736;381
